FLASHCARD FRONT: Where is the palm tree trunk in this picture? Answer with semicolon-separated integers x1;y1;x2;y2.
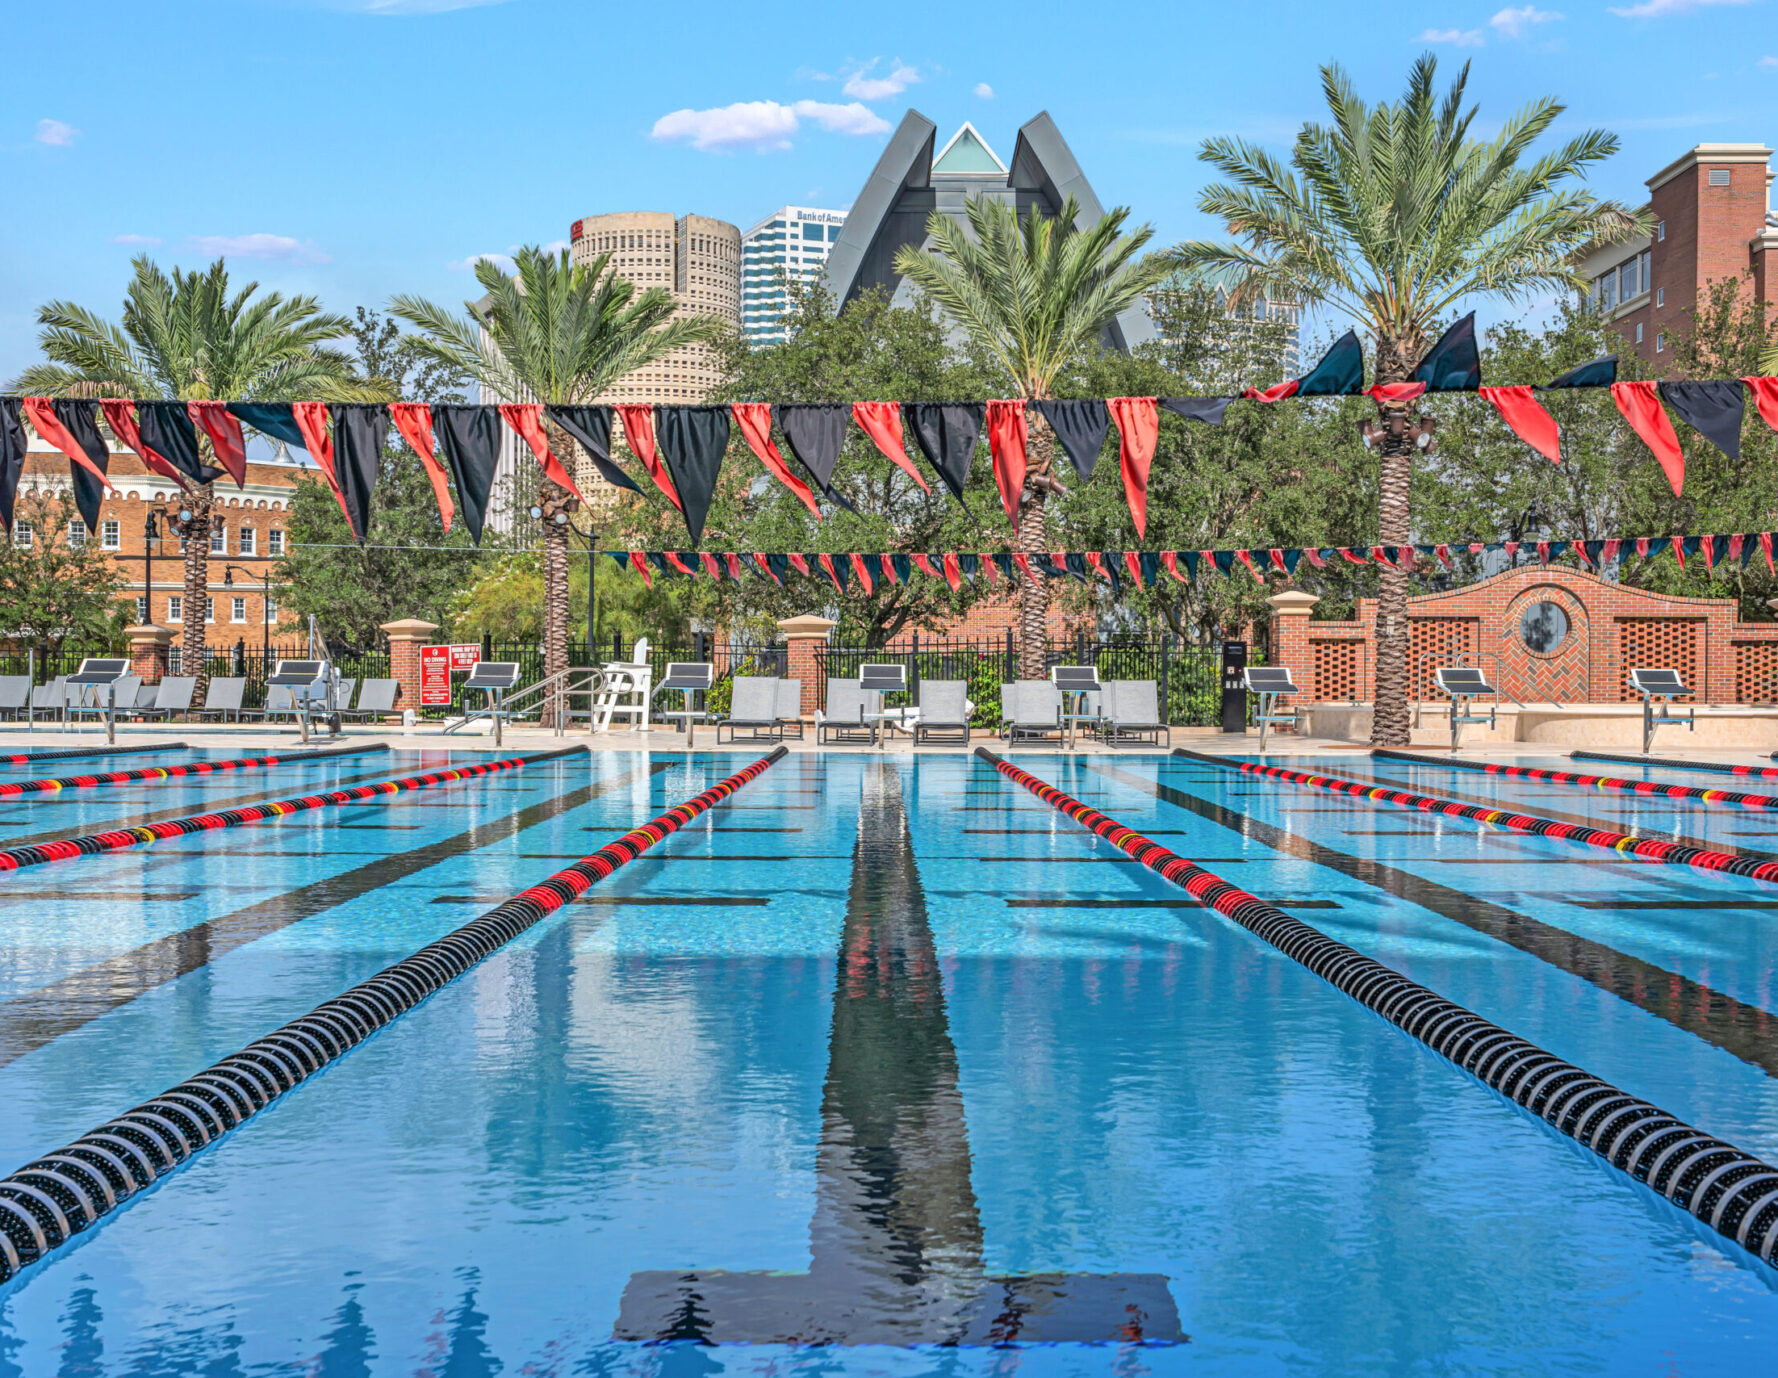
1369;331;1422;748
539;477;571;730
181;486;213;703
1016;415;1058;680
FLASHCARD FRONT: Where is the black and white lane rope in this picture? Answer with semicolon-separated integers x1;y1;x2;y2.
976;747;1778;1273
0;746;787;1283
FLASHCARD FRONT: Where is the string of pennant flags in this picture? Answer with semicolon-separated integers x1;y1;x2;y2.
604;533;1778;594
5;312;1778;546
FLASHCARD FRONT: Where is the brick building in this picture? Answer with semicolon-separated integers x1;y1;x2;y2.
1579;142;1777;363
19;437;306;648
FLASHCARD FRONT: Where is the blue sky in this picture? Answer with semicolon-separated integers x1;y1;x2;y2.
3;0;1775;383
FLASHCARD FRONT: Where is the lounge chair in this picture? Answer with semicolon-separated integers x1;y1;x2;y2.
31;678;68;722
343;678;398;723
914;680;970;745
1099;680;1170;747
818;679;877;744
141;676;197;721
248;684;297;723
1000;681;1062;743
0;676;30;720
199;677;248;722
69;675;140;725
716;676;786;743
776;678;805;741
333;677;357;717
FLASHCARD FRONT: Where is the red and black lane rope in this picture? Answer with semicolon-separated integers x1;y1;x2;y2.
1176;749;1778;883
974;747;1778;1272
1374;748;1778;812
2;742;187;767
1572;750;1778;783
0;746;787;1282
0;748;579;873
0;742;386;799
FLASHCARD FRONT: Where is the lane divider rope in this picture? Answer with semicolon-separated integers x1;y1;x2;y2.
0;746;787;1282
1373;748;1778;811
0;742;388;799
1571;750;1778;782
1176;748;1778;883
0;747;583;873
975;747;1778;1272
2;743;187;766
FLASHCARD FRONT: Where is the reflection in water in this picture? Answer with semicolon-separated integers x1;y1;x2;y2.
56;1284;102;1378
615;764;1183;1346
315;1281;376;1378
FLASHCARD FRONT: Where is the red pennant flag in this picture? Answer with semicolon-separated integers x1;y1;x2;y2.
1235;549;1264;584
942;552;963;592
1502;541;1519;561
1763;533;1776;575
1671;536;1687;569
615;404;680;511
1106;397;1159;539
665;551;696;576
1012;552;1037;584
1304;548;1327;568
725;552;744;580
849;551;874;594
850;401;929;491
979;553;999;585
1467;542;1485;555
1744;378;1778;433
1242;380;1299;403
1612;381;1685;496
1434;544;1452;567
100;398;186;486
985;399;1028;529
292;401;355;527
1635;537;1651;561
1479;385;1562;466
879;553;898;586
1602;539;1620;567
732;403;822;518
21;399;115;491
1085;551;1110;583
1340;548;1369;565
1268;548;1288;572
1161;550;1187;581
186;401;247;487
701;552;723;580
499;403;586;503
1369;545;1393;567
787;553;812;579
629;550;652;588
1730;534;1746;567
1124;551;1143;586
752;552;780;584
389;403;455;533
1537;540;1551;567
1573;541;1592;569
1702;537;1718;572
912;553;941;580
818;552;845;594
1367;382;1427;404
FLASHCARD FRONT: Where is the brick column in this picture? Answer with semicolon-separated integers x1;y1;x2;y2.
1267;590;1319;696
776;614;836;717
126;623;173;683
381;618;439;716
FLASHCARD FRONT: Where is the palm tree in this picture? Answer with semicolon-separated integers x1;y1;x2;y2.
1169;56;1643;746
392;246;722;718
13;255;364;692
894;196;1169;678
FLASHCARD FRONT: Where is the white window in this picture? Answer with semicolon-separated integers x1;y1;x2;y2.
1619;260;1638;299
264;598;279;623
268;529;285;557
1636;323;1645;344
136;596;149;622
167;595;182;623
231;596;246;623
1658;220;1667;242
1640;250;1651;289
102;519;120;550
1657;288;1664;308
238;526;255;556
68;519;87;548
1598;273;1617;310
210;524;225;555
1708;167;1731;187
1657;332;1667;353
12;521;32;549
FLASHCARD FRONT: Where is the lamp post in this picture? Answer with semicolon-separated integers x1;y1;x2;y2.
141;511;160;625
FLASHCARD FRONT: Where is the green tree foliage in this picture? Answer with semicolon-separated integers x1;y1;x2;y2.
0;490;126;658
348;307;471;403
448;553;694;649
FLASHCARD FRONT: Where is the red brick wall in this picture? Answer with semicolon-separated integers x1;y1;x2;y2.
1646;154;1773;360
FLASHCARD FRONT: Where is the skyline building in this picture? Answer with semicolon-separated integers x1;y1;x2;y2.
742;206;848;347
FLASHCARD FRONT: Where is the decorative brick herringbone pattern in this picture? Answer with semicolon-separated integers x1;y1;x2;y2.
1500;587;1591;702
1617;618;1702;701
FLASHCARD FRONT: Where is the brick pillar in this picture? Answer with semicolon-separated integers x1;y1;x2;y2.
126;623;173;683
776;613;837;717
1267;590;1319;698
381;618;439;716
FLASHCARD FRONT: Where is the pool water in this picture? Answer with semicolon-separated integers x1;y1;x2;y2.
0;745;1775;1374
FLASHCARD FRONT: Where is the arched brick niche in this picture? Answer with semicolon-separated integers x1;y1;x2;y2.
1501;583;1590;702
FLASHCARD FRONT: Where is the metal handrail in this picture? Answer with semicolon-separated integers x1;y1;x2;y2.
442;666;610;736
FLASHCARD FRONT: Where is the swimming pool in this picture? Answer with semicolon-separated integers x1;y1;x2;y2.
0;744;1774;1373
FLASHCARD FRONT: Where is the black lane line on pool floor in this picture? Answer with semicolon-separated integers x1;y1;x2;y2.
0;751;786;1283
1086;763;1778;1080
988;753;1778;1274
0;762;671;1069
612;758;1186;1347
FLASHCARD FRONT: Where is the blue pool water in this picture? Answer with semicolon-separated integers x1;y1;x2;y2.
0;744;1775;1374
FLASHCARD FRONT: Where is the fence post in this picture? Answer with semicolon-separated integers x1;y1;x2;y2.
1005;628;1015;683
910;631;920;699
1161;635;1172;726
694;630;707;667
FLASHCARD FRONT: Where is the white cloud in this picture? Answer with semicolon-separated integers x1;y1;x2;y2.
540;238;570;254
1490;5;1562;37
185;233;330;264
841;60;918;101
449;251;516;272
1759;54;1778;65
974;82;994;99
1608;0;1748;16
110;234;162;246
651;98;888;152
1417;26;1487;44
35;118;78;146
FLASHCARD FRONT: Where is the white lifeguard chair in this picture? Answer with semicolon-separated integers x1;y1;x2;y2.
592;638;652;733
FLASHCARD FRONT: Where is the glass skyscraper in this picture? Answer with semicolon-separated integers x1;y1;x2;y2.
741;206;847;348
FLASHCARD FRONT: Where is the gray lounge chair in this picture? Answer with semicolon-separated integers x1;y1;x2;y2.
333;677;357;716
717;676;785;743
776;678;805;741
200;677;248;722
31;678;67;721
248;683;297;723
70;675;140;724
127;683;160;718
914;680;970;745
1100;680;1170;746
818;679;877;744
0;676;30;720
1001;681;1062;742
343;678;398;722
142;677;197;721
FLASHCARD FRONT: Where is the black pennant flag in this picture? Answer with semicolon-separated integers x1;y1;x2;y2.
227;402;307;452
1297;330;1365;395
545;405;641;494
1160;396;1234;426
1543;357;1618;389
902;402;983;501
773;404;855;510
138;401;223;485
331;404;387;543
53;400;111;533
1034;399;1110;478
432;405;503;544
656;405;729;545
1414;312;1481;392
1659;380;1746;463
0;399;25;534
